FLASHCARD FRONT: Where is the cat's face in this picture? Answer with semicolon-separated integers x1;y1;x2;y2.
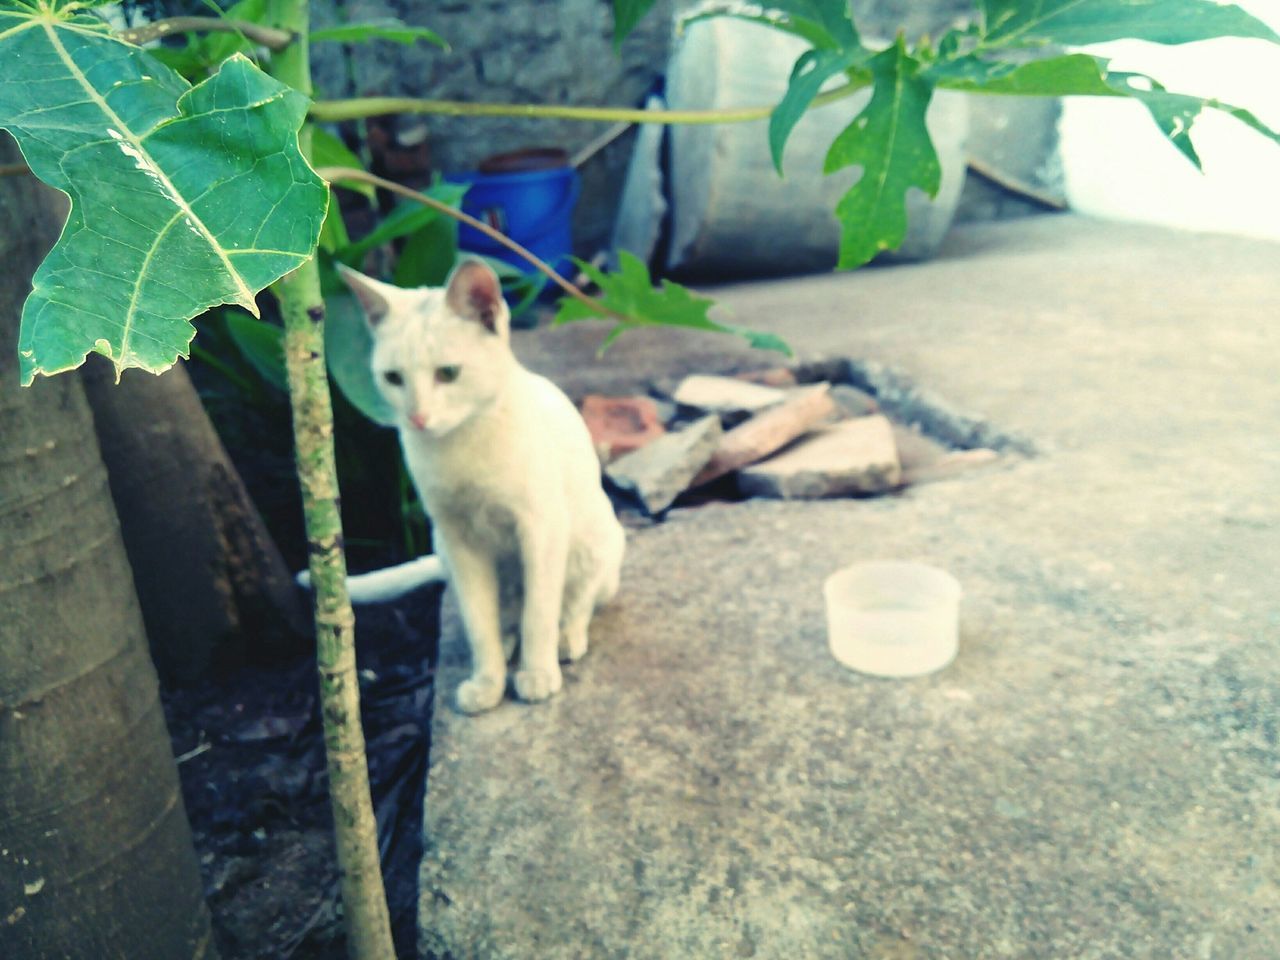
339;260;513;438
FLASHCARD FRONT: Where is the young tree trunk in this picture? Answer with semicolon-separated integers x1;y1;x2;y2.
265;2;397;954
81;357;307;684
0;141;217;958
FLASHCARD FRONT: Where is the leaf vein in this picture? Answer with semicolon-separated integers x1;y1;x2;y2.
41;18;256;316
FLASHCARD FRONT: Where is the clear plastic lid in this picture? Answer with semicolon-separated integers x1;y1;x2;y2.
823;561;962;678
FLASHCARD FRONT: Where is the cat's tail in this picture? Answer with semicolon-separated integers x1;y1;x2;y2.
295;554;447;604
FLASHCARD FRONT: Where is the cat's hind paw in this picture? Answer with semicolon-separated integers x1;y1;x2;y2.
456;674;505;714
558;627;589;663
513;666;562;703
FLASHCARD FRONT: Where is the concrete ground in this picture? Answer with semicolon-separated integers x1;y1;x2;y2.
418;215;1279;959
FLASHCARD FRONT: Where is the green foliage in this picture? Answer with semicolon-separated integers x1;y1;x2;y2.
0;1;326;384
554;252;791;356
147;0;269;80
611;0;657;49
323;291;396;426
770;47;868;173
392;217;458;288
3;0;1278;382
925;52;1119;96
310;18;448;50
978;0;1280;47
1108;73;1280;168
824;39;939;270
224;311;288;391
333;181;469;266
310;128;374;197
717;0;1280;270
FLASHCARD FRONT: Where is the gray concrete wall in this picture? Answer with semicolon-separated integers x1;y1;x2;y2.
311;0;678;255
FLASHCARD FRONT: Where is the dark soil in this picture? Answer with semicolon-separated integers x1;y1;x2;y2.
161;585;444;960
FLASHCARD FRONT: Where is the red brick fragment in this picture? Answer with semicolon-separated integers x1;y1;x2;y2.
580;395;667;461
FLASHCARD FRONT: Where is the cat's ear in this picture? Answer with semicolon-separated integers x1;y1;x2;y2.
336;264;397;328
445;259;507;336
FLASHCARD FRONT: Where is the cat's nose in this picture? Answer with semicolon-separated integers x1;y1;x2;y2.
409;411;428;431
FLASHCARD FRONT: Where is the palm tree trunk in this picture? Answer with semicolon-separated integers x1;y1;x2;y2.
81;357;307;684
0;137;217;959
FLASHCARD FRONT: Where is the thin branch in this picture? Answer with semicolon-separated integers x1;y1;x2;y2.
0;163;32;178
570;120;633;168
315;165;624;321
309;79;866;125
116;17;295;51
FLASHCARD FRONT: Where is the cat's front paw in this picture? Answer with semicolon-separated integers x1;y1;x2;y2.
456;674;505;714
513;666;562;703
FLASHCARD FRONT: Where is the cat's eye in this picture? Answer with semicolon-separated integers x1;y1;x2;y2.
435;365;461;384
382;370;404;387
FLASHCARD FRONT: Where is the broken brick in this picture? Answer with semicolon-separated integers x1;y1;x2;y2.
738;414;901;499
691;384;837;487
580;395;666;461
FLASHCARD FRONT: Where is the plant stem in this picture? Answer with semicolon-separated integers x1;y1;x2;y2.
319;165;625;321
264;0;396;957
116;16;295;50
309;80;866;124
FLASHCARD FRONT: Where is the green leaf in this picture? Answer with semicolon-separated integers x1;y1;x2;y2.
770;48;863;173
681;1;860;51
1108;73;1280;170
503;271;548;325
824;40;939;270
336;181;469;265
393;216;458;288
319;199;352;254
0;3;327;384
613;0;658;48
150;0;269;81
980;0;1280;47
311;19;449;51
929;52;1120;96
311;127;374;198
687;3;868;176
553;252;790;356
324;290;396;426
223;310;287;391
926;52;1280;173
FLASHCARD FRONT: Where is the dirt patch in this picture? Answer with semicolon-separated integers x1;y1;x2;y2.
162;586;443;959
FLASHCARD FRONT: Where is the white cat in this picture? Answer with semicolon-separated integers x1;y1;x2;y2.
336;259;625;714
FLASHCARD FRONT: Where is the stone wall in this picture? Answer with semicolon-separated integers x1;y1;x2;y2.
312;0;678;255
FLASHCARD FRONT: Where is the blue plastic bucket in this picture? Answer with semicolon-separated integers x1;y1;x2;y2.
448;165;580;277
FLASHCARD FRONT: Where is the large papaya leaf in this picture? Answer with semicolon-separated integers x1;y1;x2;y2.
685;2;869;175
824;39;939;270
554;252;790;355
1107;73;1280;169
925;52;1280;171
0;1;327;384
770;47;867;173
928;52;1120;95
980;0;1280;47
